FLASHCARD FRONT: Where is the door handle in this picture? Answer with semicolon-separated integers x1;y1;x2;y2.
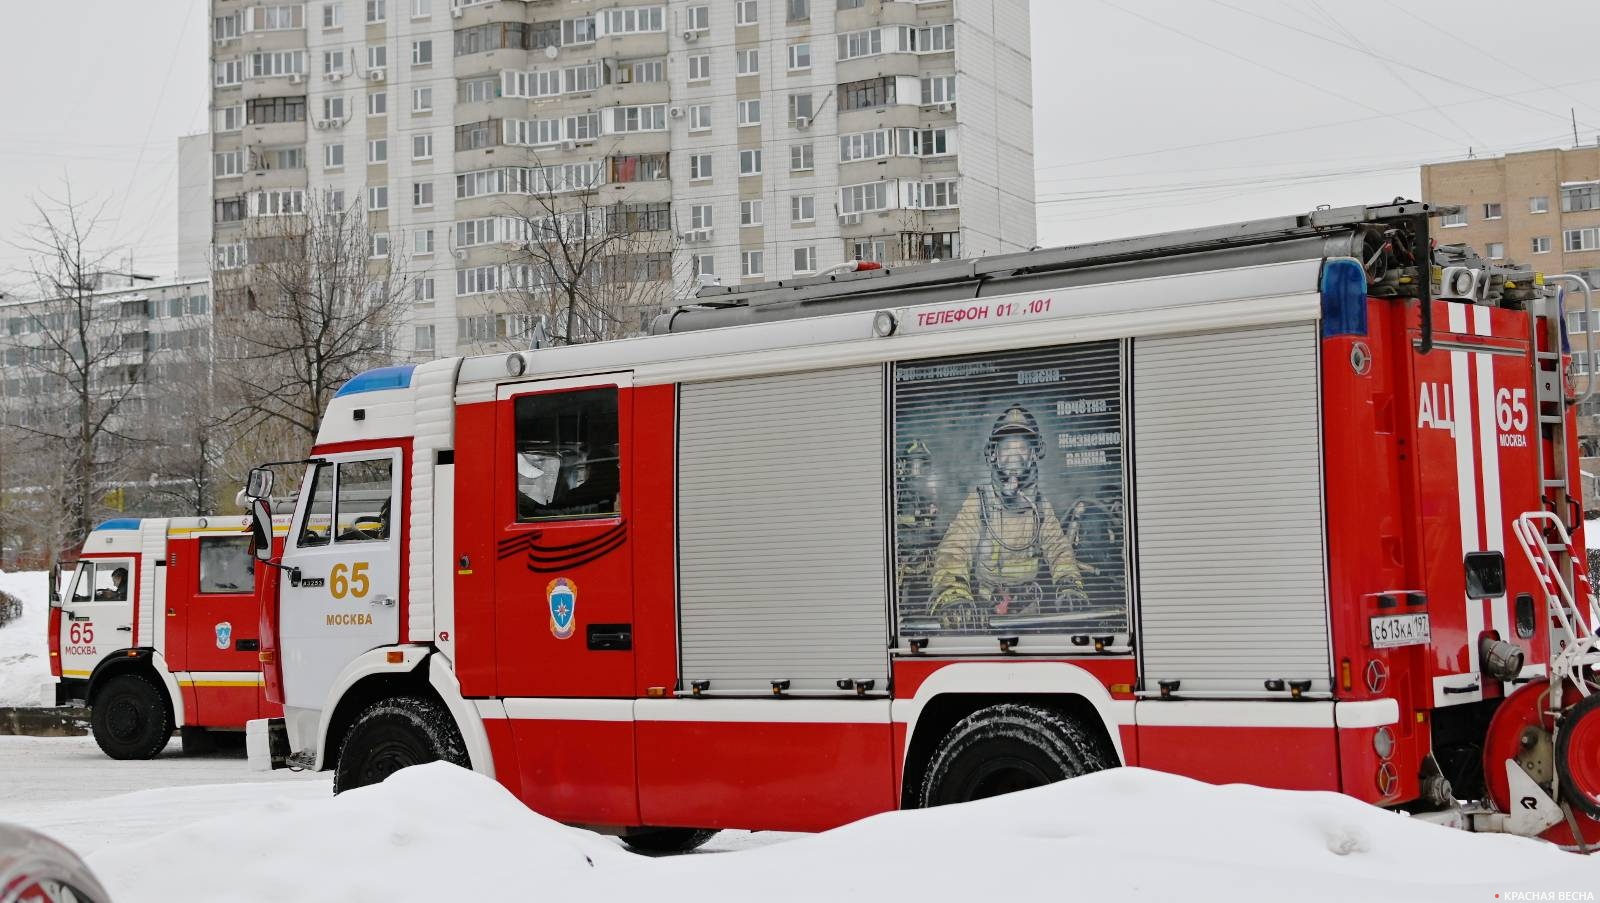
116;625;132;632
68;614;91;622
586;623;632;651
369;594;396;608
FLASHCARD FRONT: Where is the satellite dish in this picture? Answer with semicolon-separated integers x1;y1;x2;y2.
544;45;559;60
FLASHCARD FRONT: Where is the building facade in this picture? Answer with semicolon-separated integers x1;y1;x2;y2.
1421;146;1600;445
207;0;1035;358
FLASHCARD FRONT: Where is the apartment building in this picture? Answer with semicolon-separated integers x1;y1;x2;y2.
207;0;1035;358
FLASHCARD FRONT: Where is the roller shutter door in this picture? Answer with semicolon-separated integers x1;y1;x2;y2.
1133;323;1330;694
678;366;889;694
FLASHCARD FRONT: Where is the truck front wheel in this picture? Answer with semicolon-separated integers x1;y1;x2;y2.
621;828;719;855
333;695;468;794
917;703;1112;807
90;673;173;760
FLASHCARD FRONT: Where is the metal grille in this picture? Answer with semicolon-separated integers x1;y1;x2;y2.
677;366;889;694
1132;323;1330;693
892;342;1127;639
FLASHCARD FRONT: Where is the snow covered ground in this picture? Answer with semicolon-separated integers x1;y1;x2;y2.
0;570;50;707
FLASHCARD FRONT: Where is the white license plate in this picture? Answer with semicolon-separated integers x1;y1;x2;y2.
1370;613;1431;648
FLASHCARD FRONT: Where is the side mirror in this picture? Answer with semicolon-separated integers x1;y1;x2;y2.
250;499;273;562
246;467;274;500
48;563;62;607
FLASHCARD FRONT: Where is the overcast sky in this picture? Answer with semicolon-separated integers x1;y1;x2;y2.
2;0;1598;291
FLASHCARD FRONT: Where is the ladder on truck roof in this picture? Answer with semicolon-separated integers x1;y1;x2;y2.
654;200;1438;334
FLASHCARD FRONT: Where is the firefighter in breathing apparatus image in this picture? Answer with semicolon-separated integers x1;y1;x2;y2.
927;404;1086;630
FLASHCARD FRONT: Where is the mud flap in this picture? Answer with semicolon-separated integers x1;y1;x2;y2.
246;717;289;771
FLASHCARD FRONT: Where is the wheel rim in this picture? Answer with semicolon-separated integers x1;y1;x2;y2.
962;755;1051;800
359;737;424;786
1565;703;1600;807
105;697;144;742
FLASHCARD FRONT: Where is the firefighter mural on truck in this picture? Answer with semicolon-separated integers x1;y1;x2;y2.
893;344;1128;635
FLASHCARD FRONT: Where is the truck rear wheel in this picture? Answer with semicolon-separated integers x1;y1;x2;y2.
333;695;468;794
917;703;1112;808
620;828;719;855
90;673;172;760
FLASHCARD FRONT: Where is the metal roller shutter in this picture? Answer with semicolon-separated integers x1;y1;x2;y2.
678;366;889;694
1133;323;1330;694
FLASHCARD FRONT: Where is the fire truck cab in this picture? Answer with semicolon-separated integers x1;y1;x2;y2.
246;202;1600;850
49;517;287;759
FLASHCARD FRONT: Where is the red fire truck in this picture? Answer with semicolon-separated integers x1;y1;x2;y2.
244;202;1600;851
48;517;287;759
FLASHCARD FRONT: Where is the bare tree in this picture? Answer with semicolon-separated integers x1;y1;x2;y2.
216;193;411;455
488;155;689;348
1;187;154;554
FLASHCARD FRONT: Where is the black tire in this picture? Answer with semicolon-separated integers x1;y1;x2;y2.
90;673;173;760
333;695;468;794
621;828;719;855
1555;690;1600;820
180;726;216;756
917;703;1112;808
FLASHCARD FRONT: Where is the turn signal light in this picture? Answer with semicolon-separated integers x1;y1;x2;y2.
258;651;275;664
385;651;404;664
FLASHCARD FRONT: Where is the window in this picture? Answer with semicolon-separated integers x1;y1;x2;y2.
690;204;713;229
1483;202;1502;220
369;139;388;163
899;126;954;157
1564;184;1600;213
740;200;763;226
246;96;307;125
415;277;436;302
369;92;388;116
250;50;306;78
1566;228;1600;252
328;189;346;210
336;459;393;542
838;0;864;8
688;53;710;82
788;0;810;20
738;99;761;126
794;246;817;273
788;93;813;124
414;228;435;254
602;6;665;35
838;28;883;61
791;195;815;223
324;143;345;168
840;129;891;161
412;40;433;66
459;75;500;103
216;105;244;131
322;3;342;28
414;134;433;159
1533;235;1551;254
413;86;433;112
1464;551;1506;600
737;0;758;25
690;153;712;180
1487;242;1505;260
366;0;387;23
371;232;390;258
324;95;346;120
214;11;242;41
323;49;346;76
457;265;500;295
1440;210;1467;228
689;103;712;131
412;0;431;17
71;560;133;602
686;5;709;32
215;150;244;177
415;324;435;354
1531;195;1550;214
737;49;759;76
215;59;243;86
249;188;306;216
369;185;389;210
840;181;889;214
909;23;954;52
563;16;597;45
514;388;620;520
297;465;334;547
908;179;959;209
921;75;956;105
739;148;762;176
250;5;305;30
414;181;434;207
368;44;387;71
608;104;667;133
790;143;814;172
1571;310;1590;332
741;250;764;277
788;42;811;70
695;254;716;277
456;119;499;150
840;77;895;111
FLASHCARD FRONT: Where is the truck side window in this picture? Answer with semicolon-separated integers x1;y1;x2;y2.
1464;551;1506;599
199;536;256;594
514;388;620;521
91;561;132;601
298;465;334;548
70;563;95;603
335;459;393;542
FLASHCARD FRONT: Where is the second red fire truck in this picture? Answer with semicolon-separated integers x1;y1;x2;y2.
243;202;1600;851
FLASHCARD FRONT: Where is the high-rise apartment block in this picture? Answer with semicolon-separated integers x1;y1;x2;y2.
208;0;1035;358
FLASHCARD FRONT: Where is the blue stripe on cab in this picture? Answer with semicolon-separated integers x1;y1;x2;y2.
93;519;142;531
334;365;417;398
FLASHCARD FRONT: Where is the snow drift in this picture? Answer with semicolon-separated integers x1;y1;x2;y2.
86;763;1599;903
0;571;49;708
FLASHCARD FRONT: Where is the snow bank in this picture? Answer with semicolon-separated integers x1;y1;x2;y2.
87;764;1600;903
0;571;50;707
